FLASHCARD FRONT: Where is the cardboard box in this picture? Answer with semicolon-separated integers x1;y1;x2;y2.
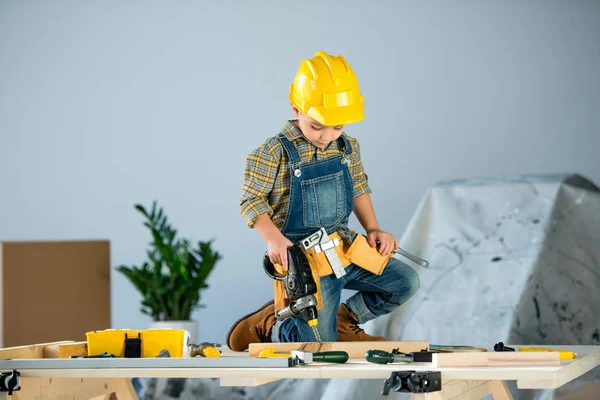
0;241;111;347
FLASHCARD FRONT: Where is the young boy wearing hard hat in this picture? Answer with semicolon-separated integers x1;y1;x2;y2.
227;51;420;351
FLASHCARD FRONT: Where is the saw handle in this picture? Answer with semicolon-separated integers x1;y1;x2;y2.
314;351;349;364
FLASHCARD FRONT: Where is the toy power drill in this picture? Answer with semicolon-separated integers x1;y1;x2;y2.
263;245;322;342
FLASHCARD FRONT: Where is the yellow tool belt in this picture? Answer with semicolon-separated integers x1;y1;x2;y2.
273;230;394;312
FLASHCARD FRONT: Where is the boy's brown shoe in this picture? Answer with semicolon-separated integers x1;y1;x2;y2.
226;300;277;351
336;303;387;342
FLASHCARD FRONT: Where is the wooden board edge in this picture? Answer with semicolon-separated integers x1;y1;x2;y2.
0;341;76;359
433;351;560;368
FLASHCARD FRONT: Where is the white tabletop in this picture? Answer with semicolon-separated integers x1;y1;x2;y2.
2;345;599;390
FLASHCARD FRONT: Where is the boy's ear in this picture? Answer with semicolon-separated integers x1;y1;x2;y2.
290;104;300;116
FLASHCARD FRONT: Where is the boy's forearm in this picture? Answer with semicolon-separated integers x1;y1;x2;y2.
353;193;380;233
253;213;286;242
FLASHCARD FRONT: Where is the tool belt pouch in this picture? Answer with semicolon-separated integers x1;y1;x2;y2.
344;234;393;275
304;247;344;311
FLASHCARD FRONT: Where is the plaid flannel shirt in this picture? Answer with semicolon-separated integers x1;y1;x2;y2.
240;119;372;228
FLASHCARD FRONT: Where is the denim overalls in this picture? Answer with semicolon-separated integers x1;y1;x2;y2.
277;132;354;244
272;132;420;343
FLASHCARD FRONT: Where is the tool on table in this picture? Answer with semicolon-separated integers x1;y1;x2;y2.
366;349;435;364
430;344;487;352
518;346;577;360
86;329;191;358
156;349;171;357
366;349;413;364
258;347;349;364
189;342;222;358
494;342;515;352
263;245;322;342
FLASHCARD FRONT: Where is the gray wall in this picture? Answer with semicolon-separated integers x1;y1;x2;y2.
1;1;599;344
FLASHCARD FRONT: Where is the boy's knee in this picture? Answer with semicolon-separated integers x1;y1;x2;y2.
387;257;421;299
407;265;420;294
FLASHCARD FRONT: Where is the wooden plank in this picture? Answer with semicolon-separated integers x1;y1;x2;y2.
517;346;600;389
42;341;87;359
0;341;74;359
249;341;429;359
13;377;118;400
433;351;559;367
490;380;514;400
59;342;88;358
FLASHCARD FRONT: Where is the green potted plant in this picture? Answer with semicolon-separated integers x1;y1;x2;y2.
116;201;222;341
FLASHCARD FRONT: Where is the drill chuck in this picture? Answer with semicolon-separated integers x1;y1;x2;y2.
303;305;319;326
275;294;318;321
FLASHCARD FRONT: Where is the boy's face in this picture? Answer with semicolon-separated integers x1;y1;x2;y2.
292;107;344;149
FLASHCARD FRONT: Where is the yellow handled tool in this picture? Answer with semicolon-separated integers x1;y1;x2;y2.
189;342;222;358
518;347;576;360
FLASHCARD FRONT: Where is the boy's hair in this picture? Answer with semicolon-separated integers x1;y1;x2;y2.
289;51;364;126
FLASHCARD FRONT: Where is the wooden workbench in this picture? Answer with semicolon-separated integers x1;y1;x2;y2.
0;342;599;400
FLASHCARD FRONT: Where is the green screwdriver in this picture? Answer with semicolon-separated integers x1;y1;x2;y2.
365;349;413;364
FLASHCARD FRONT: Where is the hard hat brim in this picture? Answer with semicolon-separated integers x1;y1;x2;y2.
306;104;364;126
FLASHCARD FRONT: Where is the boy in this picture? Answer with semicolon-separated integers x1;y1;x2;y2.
227;51;420;351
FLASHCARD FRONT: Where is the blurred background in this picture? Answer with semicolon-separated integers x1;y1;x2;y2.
1;1;599;346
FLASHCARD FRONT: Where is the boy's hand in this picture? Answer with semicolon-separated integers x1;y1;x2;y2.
367;230;398;256
267;236;294;271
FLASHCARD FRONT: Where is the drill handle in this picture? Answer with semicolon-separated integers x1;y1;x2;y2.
263;252;287;281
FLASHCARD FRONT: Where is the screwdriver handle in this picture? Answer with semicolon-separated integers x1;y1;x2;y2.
313;351;349;363
365;349;395;364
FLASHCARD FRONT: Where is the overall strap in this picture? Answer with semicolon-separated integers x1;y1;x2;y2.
336;135;353;155
277;133;301;164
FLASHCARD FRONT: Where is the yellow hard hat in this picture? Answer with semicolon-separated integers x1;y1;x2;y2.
289;51;364;126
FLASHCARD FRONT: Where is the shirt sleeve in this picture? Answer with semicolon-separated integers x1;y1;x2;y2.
348;138;372;198
239;146;279;227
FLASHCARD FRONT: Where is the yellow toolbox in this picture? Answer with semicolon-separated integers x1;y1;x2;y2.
86;329;191;358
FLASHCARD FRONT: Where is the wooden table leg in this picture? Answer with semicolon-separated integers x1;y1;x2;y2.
112;379;138;400
491;381;514;400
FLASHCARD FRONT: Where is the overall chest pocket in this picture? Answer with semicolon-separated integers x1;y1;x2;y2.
301;171;347;228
